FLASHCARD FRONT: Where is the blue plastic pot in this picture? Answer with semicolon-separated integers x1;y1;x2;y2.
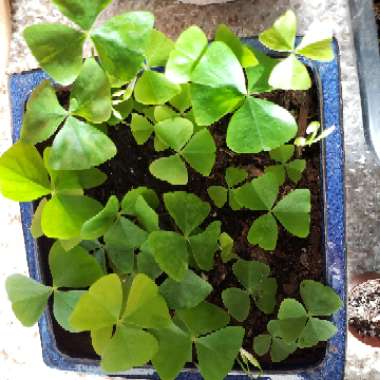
9;38;346;380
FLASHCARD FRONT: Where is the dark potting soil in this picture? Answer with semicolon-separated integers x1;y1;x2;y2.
35;80;326;371
348;279;380;339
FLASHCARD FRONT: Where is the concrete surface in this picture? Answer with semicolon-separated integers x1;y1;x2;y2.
0;0;379;379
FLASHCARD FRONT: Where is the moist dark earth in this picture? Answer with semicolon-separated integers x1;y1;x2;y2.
36;79;326;371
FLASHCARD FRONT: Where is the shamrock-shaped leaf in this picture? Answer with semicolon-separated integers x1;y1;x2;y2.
207;186;228;208
191;41;246;126
24;24;86;85
145;29;174;67
219;232;236;263
298;318;337;348
149;155;188;185
130;113;154;145
137;242;163;280
253;334;271;356
154;105;178;122
21;81;67;144
135;195;160;232
222;287;250;322
247;213;278;251
169;83;192;113
31;198;48;238
121;186;159;215
160;270;213;309
270;337;297;362
155;117;193;151
91;326;113;355
166;26;208;84
225;166;248;188
5;274;53;327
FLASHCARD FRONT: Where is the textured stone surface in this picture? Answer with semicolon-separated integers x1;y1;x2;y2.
1;0;380;379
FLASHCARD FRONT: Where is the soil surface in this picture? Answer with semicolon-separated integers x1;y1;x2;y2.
36;79;325;370
349;279;380;339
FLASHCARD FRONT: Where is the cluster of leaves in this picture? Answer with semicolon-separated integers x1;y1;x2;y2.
0;0;343;377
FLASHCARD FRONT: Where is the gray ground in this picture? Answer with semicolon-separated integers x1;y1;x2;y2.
0;0;379;379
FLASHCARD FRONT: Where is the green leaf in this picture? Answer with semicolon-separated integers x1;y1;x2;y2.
164;191;210;236
248;213;278;251
81;195;119;240
24;24;86;85
270;144;294;163
269;54;311;90
286;159;306;183
49;117;116;170
121;187;159;215
222;288;250;322
207;186;227;208
265;165;286;186
51;0;112;30
270;337;297;362
154;105;178;122
253;334;271;356
152;322;192;380
145;29;174;67
219;232;235;263
166;25;208;84
135;70;181;105
135;195;159;232
170;83;191;113
91;12;154;87
226;96;298;153
148;231;188;281
215;24;258;68
21;80;67;144
5;274;52;327
189;221;221;271
104;217;148;250
149;155;188;185
101;325;158;372
191;41;246;126
272;189;311;237
49;241;103;288
155;117;193;151
196;326;244;380
130;113;154;145
181;128;216;176
137;242;163;280
0;142;51;201
91;326;113;355
298;318;337;348
70;274;122;331
69;58;112;123
225;166;248;188
295;23;333;61
122;273;170;329
53;290;85;332
278;298;308;320
234;172;279;211
300;280;342;316
30;198;48;238
106;247;134;274
255;277;278;314
160;270;212;309
41;194;102;239
259;10;296;52
177;302;230;337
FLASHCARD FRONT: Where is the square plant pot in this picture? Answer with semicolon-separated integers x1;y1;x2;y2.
349;0;380;160
9;38;346;380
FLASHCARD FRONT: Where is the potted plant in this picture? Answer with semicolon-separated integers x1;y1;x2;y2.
2;1;346;379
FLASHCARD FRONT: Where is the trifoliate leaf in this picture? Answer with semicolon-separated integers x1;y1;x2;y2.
41;194;102;239
145;29;174;67
207;186;228;208
21;80;67;144
137;242;163;280
49;117;116;170
166;25;208;84
154;105;178;122
122;273;170;329
160;270;212;309
91;12;154;87
69;58;112;123
298;318;337;348
265;165;286;187
177;302;230;337
106;246;135;274
278;298;308;320
188;221;221;271
226;96;298;153
148;231;188;281
269;144;294;164
49;241;103;288
247;213;278;251
286;159;306;183
5;274;52;327
219;232;235;263
135;195;159;232
121;187;159;215
70;274;122;331
233;259;271;293
272;189;311;237
164;191;210;236
225;167;248;188
191;41;246;126
259;10;296;52
270;337;297;362
181;128;216;176
101;325;158;372
23;24;86;85
269;54;311;90
169;83;192;113
130;113;154;145
149;155;188;185
222;288;250;322
255;277;278;314
0;142;51;201
135;70;181;105
253;334;271;356
196;326;244;380
51;0;112;30
300;280;343;316
91;326;113;355
53;290;85;332
155;117;193;151
31;198;48;238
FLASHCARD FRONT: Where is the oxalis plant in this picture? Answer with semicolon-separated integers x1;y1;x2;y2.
0;1;342;379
